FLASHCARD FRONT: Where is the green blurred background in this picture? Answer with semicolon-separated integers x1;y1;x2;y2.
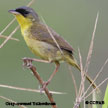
0;0;108;108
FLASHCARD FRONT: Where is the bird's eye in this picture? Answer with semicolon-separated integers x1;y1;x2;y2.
16;9;29;16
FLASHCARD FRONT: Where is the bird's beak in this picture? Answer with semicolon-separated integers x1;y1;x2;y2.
8;9;19;15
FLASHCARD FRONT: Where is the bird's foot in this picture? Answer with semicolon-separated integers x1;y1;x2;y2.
22;57;33;68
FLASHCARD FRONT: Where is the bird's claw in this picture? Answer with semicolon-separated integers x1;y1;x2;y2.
22;57;33;68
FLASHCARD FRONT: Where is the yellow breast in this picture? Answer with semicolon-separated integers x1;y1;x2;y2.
23;34;63;61
24;36;47;58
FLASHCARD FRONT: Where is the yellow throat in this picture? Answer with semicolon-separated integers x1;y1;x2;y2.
15;14;32;36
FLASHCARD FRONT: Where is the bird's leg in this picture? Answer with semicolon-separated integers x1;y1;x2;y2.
22;57;59;92
41;62;60;91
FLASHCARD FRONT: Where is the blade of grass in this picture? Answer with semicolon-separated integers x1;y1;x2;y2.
92;91;97;108
0;84;66;95
102;84;108;108
92;89;102;108
84;12;99;73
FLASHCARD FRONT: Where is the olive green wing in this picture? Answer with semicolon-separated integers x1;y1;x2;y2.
30;23;74;54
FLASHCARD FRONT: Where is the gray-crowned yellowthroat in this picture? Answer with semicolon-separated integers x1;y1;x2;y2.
9;6;97;89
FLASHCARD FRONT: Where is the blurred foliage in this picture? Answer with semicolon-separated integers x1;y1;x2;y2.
102;84;108;108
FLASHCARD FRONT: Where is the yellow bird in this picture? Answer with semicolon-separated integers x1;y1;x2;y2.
9;6;97;89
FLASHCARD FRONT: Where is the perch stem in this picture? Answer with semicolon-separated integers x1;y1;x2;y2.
23;59;57;108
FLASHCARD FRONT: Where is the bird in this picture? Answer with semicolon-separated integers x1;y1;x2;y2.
9;6;97;90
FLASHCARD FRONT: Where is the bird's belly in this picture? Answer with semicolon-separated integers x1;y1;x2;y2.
24;36;63;61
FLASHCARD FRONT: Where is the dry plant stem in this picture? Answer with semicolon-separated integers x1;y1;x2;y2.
73;13;99;108
82;58;108;98
0;96;27;108
27;0;35;7
73;49;84;108
78;49;86;108
74;100;81;108
0;19;18;48
70;70;78;97
0;26;19;48
23;59;57;108
41;17;63;55
0;84;65;95
0;35;19;41
78;48;85;98
82;77;108;100
81;12;99;92
84;12;99;72
83;12;99;92
0;18;16;35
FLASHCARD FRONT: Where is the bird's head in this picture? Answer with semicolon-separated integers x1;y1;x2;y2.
9;6;39;28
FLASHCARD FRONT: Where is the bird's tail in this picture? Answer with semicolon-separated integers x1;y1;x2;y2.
65;55;99;90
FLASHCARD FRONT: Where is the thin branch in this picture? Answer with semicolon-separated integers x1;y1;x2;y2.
0;84;66;95
0;26;19;48
0;18;16;35
0;35;19;41
84;12;99;72
0;95;27;108
23;59;57;108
